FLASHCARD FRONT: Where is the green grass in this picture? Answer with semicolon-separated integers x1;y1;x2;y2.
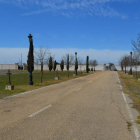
0;70;93;99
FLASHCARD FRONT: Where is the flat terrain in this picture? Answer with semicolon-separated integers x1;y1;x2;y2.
0;70;89;98
0;71;139;140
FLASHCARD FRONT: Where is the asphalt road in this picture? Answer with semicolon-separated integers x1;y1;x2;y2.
0;71;139;140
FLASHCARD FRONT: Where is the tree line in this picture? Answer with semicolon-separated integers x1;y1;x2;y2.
27;46;98;74
119;34;140;78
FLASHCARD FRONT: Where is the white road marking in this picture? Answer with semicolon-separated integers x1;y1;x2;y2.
29;104;52;118
117;73;140;140
76;88;81;91
0;72;97;101
120;85;122;90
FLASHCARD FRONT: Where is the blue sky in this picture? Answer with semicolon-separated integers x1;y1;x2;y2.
0;0;140;64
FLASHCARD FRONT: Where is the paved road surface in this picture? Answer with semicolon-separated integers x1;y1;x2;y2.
0;71;139;140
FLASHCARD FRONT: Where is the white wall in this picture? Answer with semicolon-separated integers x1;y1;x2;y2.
115;65;140;71
33;64;104;71
1;64;140;71
0;64;16;70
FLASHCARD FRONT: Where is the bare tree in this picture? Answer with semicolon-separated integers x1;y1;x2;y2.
133;52;140;78
132;33;140;53
119;56;125;72
89;60;94;72
90;60;98;72
78;57;83;74
35;46;50;74
123;55;130;73
35;46;50;83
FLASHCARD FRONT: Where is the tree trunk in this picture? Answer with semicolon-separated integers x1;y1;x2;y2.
41;72;43;83
125;66;126;73
121;65;123;71
41;62;43;75
68;70;69;78
135;68;137;78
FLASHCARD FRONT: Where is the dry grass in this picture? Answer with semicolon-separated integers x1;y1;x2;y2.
118;72;140;124
118;71;140;124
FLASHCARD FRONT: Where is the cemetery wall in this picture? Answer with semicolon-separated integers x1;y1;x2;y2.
1;64;140;71
0;64;16;70
31;65;140;71
115;65;140;71
34;65;105;71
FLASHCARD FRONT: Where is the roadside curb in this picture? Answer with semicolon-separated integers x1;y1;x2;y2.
0;72;98;101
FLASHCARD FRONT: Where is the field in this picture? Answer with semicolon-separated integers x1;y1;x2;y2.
0;70;93;99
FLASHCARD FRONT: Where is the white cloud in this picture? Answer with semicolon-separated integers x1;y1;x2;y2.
0;47;130;65
0;0;130;19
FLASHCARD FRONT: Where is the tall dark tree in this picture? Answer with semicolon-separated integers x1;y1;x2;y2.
86;56;89;73
60;59;64;71
27;43;34;72
53;60;56;71
67;54;69;71
62;54;74;68
67;54;69;77
75;58;78;71
49;56;53;71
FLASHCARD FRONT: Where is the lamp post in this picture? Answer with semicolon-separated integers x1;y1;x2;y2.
130;51;132;75
75;52;77;75
28;34;33;85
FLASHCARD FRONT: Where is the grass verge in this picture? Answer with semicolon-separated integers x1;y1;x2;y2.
0;70;95;99
118;71;140;124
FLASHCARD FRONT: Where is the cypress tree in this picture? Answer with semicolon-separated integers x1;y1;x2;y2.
75;58;78;70
27;43;34;72
67;54;69;71
53;60;56;71
67;54;69;77
60;59;64;71
86;56;89;73
49;56;53;71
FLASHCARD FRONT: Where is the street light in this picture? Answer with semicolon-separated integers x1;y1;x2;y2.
28;34;33;85
75;52;77;75
28;34;33;42
130;51;132;75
